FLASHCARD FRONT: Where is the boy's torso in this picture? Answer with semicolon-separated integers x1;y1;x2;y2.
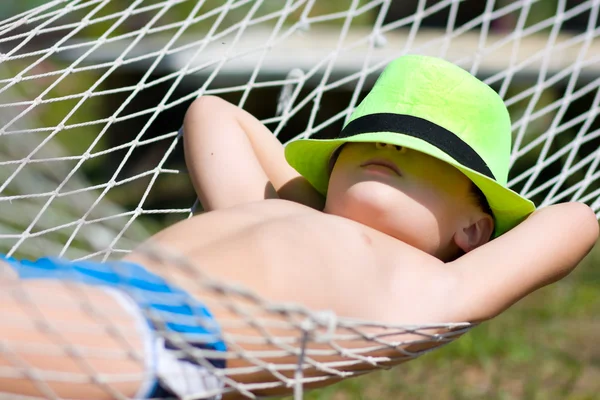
125;199;447;323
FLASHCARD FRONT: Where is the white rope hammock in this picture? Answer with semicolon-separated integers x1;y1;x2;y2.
0;0;599;398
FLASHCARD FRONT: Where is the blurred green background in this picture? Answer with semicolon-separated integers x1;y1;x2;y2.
1;0;599;398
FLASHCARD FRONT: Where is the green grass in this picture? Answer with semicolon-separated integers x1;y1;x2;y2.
293;238;600;400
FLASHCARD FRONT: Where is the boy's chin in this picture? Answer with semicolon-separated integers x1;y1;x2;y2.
339;180;407;204
326;188;399;221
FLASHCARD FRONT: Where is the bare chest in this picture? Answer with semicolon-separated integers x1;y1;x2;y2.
190;202;428;285
127;200;438;320
136;200;427;271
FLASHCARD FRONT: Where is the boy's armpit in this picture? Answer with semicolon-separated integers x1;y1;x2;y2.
450;202;598;321
277;176;326;210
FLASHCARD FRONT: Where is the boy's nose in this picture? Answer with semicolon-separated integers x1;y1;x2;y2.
375;142;406;153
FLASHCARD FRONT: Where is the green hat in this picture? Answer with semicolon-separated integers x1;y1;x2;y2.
284;55;536;236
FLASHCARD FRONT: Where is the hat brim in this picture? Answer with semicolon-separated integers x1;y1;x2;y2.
284;132;535;236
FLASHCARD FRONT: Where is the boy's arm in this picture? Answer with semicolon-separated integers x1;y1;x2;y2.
183;96;324;211
0;268;146;399
451;202;598;322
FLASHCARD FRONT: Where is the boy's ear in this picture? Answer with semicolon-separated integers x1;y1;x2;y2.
454;215;495;253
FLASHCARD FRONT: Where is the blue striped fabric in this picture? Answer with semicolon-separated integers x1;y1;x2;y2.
3;255;227;368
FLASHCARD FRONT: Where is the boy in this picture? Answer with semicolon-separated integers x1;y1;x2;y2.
1;55;597;399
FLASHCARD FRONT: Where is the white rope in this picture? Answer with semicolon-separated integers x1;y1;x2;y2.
0;1;599;398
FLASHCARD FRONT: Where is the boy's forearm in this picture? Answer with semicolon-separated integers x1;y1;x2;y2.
233;105;325;207
0;277;145;399
183;96;324;210
183;96;276;210
229;100;301;188
184;97;291;188
453;202;599;321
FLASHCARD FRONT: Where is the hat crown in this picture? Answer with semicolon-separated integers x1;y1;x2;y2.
348;55;512;185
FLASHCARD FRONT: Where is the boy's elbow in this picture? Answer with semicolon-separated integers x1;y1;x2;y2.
536;202;598;249
553;202;598;277
568;202;599;251
188;95;226;111
183;96;228;130
532;202;598;277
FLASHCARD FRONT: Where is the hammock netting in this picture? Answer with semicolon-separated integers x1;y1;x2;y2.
0;0;599;398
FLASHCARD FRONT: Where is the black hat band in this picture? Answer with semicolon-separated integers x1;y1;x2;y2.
339;113;496;180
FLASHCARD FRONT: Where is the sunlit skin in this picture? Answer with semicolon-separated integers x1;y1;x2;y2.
1;96;597;400
326;142;494;260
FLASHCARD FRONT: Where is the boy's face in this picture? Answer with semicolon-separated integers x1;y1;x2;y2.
325;142;482;259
